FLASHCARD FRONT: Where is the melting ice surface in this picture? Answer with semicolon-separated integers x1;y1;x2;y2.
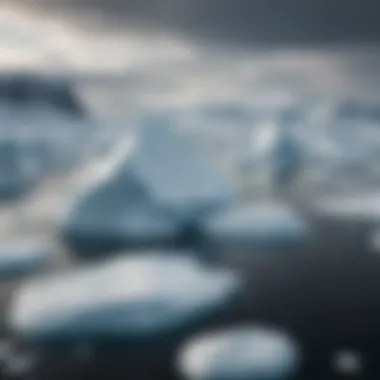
8;252;241;342
178;326;300;380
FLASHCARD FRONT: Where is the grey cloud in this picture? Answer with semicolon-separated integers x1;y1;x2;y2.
22;0;380;45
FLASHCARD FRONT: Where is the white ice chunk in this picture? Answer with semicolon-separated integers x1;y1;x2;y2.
314;192;380;222
9;252;241;341
178;326;301;380
204;202;308;248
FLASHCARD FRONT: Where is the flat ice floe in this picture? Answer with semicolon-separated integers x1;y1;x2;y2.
177;326;301;380
204;201;308;249
8;252;241;342
0;240;50;280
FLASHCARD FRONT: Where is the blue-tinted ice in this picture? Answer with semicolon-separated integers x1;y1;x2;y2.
8;252;241;343
204;201;308;249
246;119;304;189
0;138;43;200
0;241;50;280
61;120;235;255
135;117;236;219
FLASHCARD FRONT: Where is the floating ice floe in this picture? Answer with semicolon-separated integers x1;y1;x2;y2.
244;120;304;189
314;192;380;222
8;252;241;342
0;240;50;280
61;117;235;256
177;326;301;380
204;201;308;250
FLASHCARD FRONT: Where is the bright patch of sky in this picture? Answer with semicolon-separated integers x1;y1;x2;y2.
0;3;198;72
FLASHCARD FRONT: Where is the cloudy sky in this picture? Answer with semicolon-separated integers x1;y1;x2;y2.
2;0;380;114
10;0;380;45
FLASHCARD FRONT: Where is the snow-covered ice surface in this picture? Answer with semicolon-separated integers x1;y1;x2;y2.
8;252;241;342
177;326;300;380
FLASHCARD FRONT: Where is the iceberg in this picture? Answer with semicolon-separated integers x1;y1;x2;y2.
8;252;241;343
177;326;301;380
61;180;183;256
60;138;183;256
271;131;303;188
134;117;236;219
61;118;235;256
248;121;304;189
